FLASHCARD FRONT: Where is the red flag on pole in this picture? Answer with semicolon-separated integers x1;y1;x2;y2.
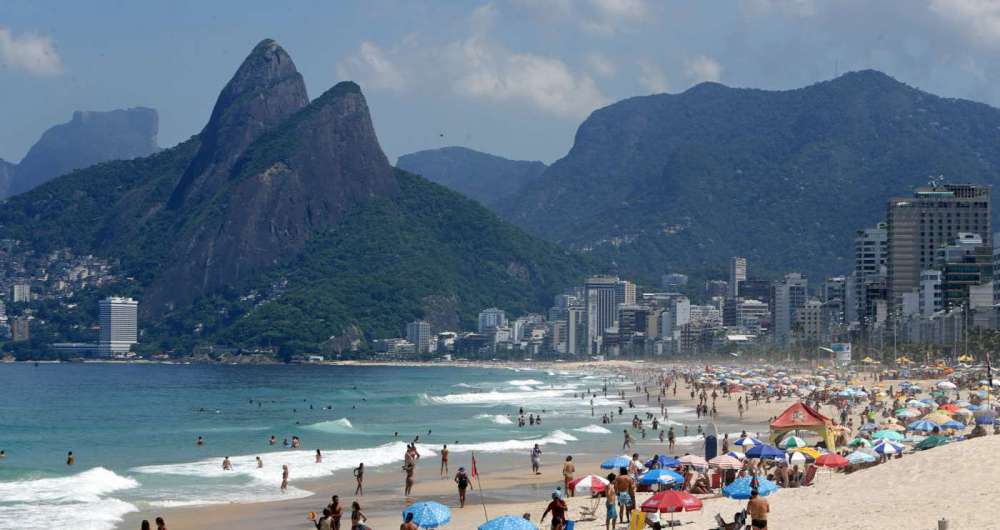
471;452;479;479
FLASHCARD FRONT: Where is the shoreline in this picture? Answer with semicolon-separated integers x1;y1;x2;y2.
118;362;788;529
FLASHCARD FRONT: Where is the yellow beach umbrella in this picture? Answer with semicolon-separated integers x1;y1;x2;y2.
791;447;823;459
958;354;974;362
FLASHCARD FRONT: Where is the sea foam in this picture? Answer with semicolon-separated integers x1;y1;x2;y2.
303;417;354;433
574;424;612;434
0;467;139;530
476;413;514;425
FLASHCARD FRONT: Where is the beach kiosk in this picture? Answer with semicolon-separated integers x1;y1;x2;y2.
769;402;837;451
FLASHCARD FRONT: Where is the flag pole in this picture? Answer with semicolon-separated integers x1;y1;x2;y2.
472;451;489;521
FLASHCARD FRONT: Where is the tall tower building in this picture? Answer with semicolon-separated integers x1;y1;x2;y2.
614;280;636;307
477;308;507;333
12;282;30;303
887;184;991;310
406;320;432;354
854;222;888;325
729;257;747;298
585;276;619;354
99;297;138;356
771;273;807;345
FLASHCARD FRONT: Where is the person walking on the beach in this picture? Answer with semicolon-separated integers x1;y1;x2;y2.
747;488;769;529
562;456;575;497
281;464;289;492
351;501;368;530
454;466;472;507
403;460;415;496
354;462;364;495
622;429;632;450
668;427;676;450
531;443;542;474
604;473;617;530
440;444;449;476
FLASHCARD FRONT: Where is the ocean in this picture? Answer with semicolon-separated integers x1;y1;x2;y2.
0;363;700;530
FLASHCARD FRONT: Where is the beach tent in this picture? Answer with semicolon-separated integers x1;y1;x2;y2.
769;402;837;451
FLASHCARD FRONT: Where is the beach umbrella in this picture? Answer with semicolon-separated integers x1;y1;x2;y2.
709;455;742;470
815;453;849;468
779;436;807;449
937;381;957;390
733;437;762;448
874;440;904;455
638;469;684;486
924;412;953;425
722;476;779;499
879;423;906;432
790;447;823;459
646;455;680;468
640;490;702;528
569;475;609;495
478;516;537;530
941;420;965;430
786;451;814;466
859;422;879;432
846;451;876;465
677;454;708;468
848;437;872;448
974;410;996;426
725;451;746;461
895;409;919;419
907;420;939;433
746;444;785;460
916;435;949;451
872;430;905;442
600;455;632;470
938;403;959;413
403;501;452;528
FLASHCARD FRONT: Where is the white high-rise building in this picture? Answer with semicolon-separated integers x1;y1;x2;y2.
585;276;619;354
614;280;636;306
99;297;138;356
406;320;432;354
772;273;807;346
477;308;507;333
12;282;30;303
729;257;747;298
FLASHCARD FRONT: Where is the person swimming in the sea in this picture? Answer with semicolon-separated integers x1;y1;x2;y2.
222;457;232;470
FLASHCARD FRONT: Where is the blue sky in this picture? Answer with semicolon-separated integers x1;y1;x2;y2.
3;0;1000;164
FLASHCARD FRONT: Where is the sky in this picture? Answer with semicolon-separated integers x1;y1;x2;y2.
3;0;1000;164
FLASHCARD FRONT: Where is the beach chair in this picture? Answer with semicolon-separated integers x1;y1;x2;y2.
712;510;747;530
578;497;599;521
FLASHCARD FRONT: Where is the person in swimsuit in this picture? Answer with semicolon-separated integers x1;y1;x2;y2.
454;466;472;507
404;461;415;496
747;489;769;529
531;444;542;475
440;445;449;476
613;467;635;524
314;508;333;530
327;495;343;530
354;463;364;495
561;456;575;497
400;512;418;530
351;501;367;530
196;436;204;446
281;464;289;492
222;456;232;470
604;473;618;530
154;517;167;530
66;451;75;466
256;456;263;468
316;449;322;463
541;491;568;530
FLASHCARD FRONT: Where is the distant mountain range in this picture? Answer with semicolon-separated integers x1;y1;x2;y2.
2;108;159;199
491;70;1000;282
397;146;546;207
0;39;586;355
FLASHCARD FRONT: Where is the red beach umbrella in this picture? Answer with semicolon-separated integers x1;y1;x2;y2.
569;474;609;495
815;453;849;468
640;490;703;513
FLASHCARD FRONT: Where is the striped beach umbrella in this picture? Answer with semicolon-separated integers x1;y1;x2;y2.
873;440;904;455
733;437;762;448
779;436;806;449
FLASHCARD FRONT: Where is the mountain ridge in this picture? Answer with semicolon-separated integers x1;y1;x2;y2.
397;146;547;207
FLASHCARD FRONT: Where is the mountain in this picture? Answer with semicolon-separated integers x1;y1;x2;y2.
0;159;13;198
0;39;586;355
396;146;546;206
8;107;159;197
500;70;1000;282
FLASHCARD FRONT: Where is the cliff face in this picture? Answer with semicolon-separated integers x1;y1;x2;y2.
8;107;159;197
167;39;309;209
0;159;14;198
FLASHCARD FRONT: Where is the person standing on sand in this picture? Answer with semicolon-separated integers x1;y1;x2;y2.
440;445;449;476
531;443;542;475
540;491;568;530
561;456;575;496
351;501;368;530
613;467;635;525
622;429;632;449
404;460;415;496
747;488;769;529
354;463;364;495
604;473;617;530
327;495;343;530
155;517;167;530
454;466;472;507
281;464;289;492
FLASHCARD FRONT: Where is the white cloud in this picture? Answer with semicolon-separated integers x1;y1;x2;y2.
336;41;406;91
685;55;724;83
586;52;617;78
590;0;648;20
929;0;1000;49
449;37;608;118
515;0;650;36
638;60;670;93
0;27;63;76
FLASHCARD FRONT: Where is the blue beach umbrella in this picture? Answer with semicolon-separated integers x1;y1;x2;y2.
873;440;904;455
858;422;879;432
974;410;996;425
722;476;779;499
846;451;876;464
601;456;632;470
745;444;785;460
941;420;965;430
907;420;938;433
733;437;762;447
478;516;538;530
638;469;684;486
872;430;904;442
646;455;680;468
403;501;452;528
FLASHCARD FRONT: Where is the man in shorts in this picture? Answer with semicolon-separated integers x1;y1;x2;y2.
747;488;769;529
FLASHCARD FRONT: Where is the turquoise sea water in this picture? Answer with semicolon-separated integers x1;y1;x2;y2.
1;363;676;530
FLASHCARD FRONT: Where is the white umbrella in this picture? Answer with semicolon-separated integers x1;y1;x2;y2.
678;454;708;468
779;436;807;449
937;381;957;390
571;474;610;495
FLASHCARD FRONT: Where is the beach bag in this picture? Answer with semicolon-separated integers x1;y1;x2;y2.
564;521;575;530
